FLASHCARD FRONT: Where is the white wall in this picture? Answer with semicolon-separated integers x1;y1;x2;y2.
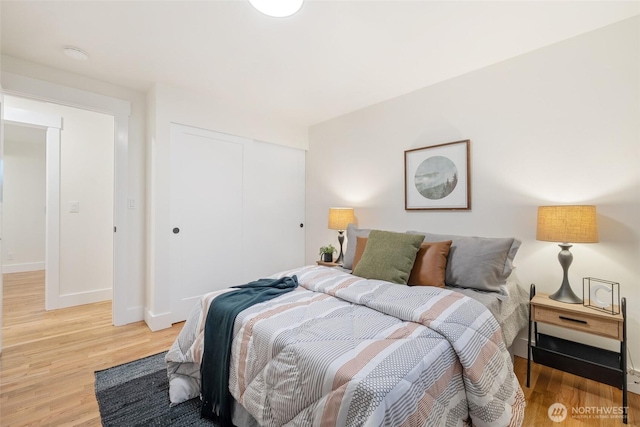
2;124;46;272
145;83;308;330
307;17;640;386
4;96;114;302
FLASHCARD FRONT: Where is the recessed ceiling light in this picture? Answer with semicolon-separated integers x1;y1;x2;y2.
249;0;303;18
63;46;89;61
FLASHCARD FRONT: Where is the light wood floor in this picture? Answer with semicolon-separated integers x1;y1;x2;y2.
0;271;638;426
0;271;184;426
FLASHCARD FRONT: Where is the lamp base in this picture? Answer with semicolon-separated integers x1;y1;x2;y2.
549;285;583;304
336;231;345;265
548;243;583;304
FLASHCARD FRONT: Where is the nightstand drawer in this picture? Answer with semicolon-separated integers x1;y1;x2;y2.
532;305;622;340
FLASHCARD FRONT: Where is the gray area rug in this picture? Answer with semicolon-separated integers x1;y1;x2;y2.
95;352;216;426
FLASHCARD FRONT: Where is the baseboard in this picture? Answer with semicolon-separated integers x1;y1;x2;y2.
2;262;45;274
144;309;172;332
628;370;640;395
512;335;528;359
125;306;145;324
58;288;112;308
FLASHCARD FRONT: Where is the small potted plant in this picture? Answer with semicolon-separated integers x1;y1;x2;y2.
319;244;336;262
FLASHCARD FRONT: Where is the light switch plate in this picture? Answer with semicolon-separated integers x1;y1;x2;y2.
69;201;80;213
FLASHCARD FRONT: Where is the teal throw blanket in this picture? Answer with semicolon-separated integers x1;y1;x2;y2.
200;275;299;426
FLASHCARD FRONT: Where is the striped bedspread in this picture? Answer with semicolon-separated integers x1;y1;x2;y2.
166;265;525;426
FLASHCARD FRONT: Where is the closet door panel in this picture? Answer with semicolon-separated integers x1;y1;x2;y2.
169;125;244;323
242;141;305;282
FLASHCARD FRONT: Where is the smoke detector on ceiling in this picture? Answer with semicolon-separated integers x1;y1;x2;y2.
63;46;89;61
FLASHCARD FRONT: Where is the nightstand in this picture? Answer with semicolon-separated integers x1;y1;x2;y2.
527;284;628;424
316;260;340;267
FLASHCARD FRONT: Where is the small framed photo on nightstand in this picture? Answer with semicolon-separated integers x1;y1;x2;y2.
583;277;620;315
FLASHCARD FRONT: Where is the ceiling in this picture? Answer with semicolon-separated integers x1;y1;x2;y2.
1;1;638;127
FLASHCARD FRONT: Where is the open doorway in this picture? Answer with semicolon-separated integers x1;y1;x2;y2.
2;124;47;274
3;96;115;311
1;72;131;329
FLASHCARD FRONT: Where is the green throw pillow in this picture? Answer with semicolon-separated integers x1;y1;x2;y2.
352;230;425;284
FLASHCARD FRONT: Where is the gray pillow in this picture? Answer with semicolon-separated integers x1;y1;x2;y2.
352;230;425;284
408;231;521;292
343;224;371;269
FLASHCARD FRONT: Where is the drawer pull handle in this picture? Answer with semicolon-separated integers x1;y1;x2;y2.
559;316;587;324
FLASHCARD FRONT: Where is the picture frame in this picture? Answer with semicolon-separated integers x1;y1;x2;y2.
404;140;470;210
583;277;620;315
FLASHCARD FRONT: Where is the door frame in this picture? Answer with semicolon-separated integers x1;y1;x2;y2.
4;108;62;310
2;73;131;326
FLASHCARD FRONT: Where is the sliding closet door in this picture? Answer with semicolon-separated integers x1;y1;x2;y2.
242;140;305;282
169;125;244;322
169;124;305;323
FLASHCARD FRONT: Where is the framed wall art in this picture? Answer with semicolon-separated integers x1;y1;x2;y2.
404;139;470;210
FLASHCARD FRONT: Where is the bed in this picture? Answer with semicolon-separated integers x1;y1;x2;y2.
166;229;528;426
